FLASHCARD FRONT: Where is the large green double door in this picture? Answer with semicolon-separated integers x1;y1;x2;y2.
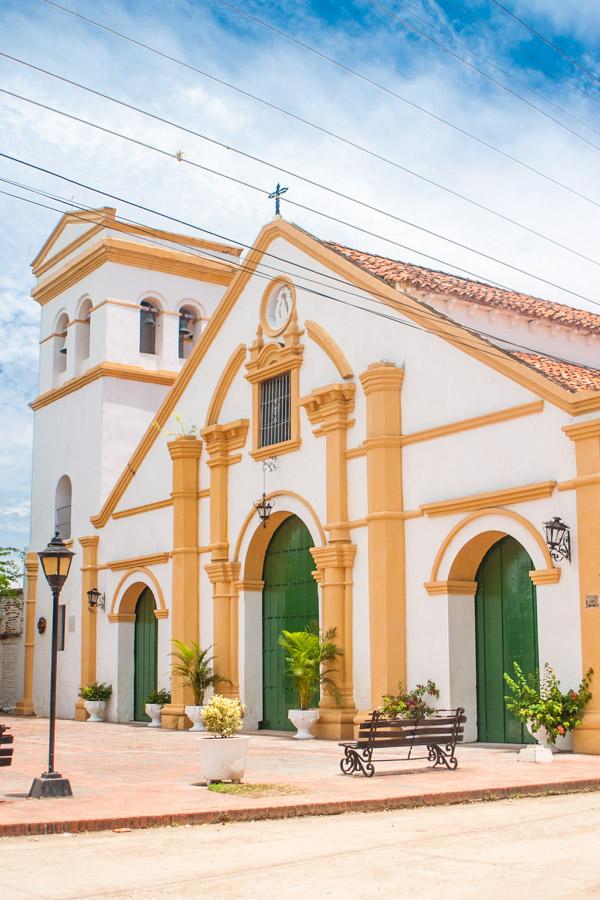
475;537;538;744
134;588;158;722
262;516;318;731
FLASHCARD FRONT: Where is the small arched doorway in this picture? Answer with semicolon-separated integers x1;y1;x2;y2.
134;588;158;722
261;515;318;731
475;536;539;743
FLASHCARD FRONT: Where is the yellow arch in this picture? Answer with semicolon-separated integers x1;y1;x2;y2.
305;320;353;380
108;566;168;622
205;343;247;427
429;507;557;587
232;490;327;584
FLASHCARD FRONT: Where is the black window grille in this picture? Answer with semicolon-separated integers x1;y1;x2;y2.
259;372;291;447
57;605;66;651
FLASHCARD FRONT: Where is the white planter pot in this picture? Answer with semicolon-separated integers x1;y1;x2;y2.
145;703;162;728
83;700;106;723
198;735;250;784
526;720;552;749
288;708;319;740
185;705;206;732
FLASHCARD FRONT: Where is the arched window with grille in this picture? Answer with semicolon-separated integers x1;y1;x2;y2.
139;299;158;354
55;475;72;540
178;305;201;360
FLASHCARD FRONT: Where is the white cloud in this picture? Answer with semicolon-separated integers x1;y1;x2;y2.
1;0;600;546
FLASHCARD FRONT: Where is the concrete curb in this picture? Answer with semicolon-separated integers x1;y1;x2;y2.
2;777;600;837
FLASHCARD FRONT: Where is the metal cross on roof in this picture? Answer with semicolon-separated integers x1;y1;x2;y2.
268;182;288;216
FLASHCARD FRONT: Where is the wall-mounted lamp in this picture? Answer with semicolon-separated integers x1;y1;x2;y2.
37;616;47;634
543;516;571;563
86;588;105;611
254;457;277;528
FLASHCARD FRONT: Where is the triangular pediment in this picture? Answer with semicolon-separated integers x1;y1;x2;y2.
31;208;116;277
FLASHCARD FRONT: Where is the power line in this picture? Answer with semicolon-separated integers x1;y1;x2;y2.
2;53;600;274
397;0;600;139
360;0;600;153
489;0;600;89
2;171;597;374
4;91;600;310
34;0;600;213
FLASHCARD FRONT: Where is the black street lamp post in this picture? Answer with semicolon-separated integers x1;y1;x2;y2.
29;532;75;799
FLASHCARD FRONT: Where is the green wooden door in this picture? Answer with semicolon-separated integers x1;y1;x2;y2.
262;516;319;731
134;588;158;722
476;536;538;744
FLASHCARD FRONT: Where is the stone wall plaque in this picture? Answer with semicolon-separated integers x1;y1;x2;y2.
586;594;599;608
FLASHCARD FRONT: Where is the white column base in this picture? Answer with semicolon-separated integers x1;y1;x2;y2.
518;745;553;763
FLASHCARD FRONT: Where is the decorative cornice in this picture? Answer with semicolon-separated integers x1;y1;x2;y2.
310;544;357;569
236;579;265;592
167;436;203;461
106;552;170;571
529;567;561;585
200;419;249;462
401;400;544;446
205;560;242;584
31;362;177;411
78;535;100;549
359;362;405;395
32;236;236;305
153;608;169;619
245;340;304;384
420;480;556;517
563;418;600;441
557;472;600;491
299;383;356;434
424;580;478;596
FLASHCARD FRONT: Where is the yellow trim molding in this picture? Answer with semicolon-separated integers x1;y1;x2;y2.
401;400;544;446
33;236;237;305
15;553;40;717
304;320;353;380
75;536;100;720
420;480;556;517
112;498;173;519
31;363;177;411
205;343;247;427
107;552;170;571
108;566;168;622
424;580;478;596
429;507;556;585
558;472;600;491
528;568;561;585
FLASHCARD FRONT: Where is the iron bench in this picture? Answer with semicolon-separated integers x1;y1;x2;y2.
0;724;14;768
340;707;466;777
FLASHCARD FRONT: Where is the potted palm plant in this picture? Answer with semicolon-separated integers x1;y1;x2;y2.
198;694;249;784
278;626;342;739
78;682;112;722
144;688;171;728
170;641;229;731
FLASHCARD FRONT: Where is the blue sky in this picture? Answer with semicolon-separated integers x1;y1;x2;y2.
1;0;600;551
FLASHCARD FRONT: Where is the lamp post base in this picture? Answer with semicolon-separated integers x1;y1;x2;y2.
28;771;73;799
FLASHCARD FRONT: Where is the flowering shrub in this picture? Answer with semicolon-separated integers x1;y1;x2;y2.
380;680;440;720
79;681;112;701
504;662;593;745
202;694;244;738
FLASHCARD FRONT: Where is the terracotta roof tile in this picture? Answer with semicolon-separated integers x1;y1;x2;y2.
509;352;600;393
327;242;600;336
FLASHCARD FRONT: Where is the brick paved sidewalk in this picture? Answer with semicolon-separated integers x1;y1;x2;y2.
2;716;600;836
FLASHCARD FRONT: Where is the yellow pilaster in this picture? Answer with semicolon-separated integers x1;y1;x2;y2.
75;535;100;720
563;419;600;753
359;362;406;709
300;382;357;738
200;420;249;698
15;552;39;716
161;436;202;729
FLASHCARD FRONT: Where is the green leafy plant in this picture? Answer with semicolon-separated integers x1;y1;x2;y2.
170;641;230;706
145;688;171;707
380;680;440;720
504;662;593;745
278;626;343;710
0;547;24;601
79;681;112;702
202;694;244;738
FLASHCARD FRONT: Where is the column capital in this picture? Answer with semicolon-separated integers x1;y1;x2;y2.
205;560;241;585
167;435;202;460
359;361;404;395
24;552;39;575
299;383;356;434
200;419;249;459
78;535;100;551
563;418;600;441
311;543;357;570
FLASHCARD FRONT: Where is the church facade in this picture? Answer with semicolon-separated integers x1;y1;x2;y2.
18;207;600;750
